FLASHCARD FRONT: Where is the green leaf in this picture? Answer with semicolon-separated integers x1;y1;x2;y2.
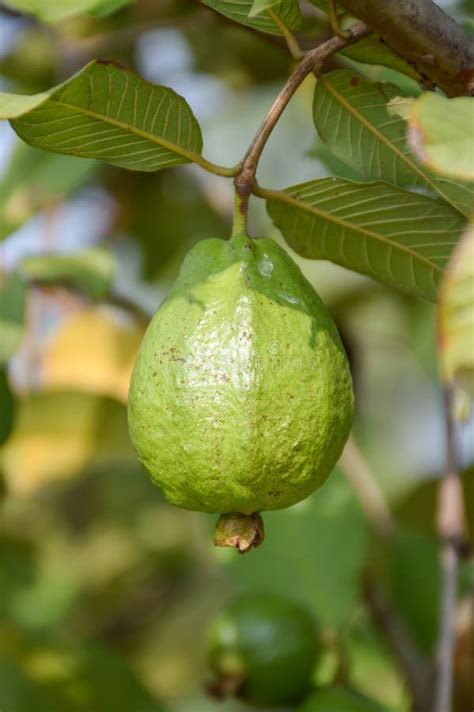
313;70;473;217
20;247;116;300
0;143;95;241
0;368;16;446
306;0;337;13
0;272;28;364
87;0;131;17
201;0;301;35
340;35;421;81
0;61;203;172
249;0;278;17
1;0;130;21
439;222;474;393
265;178;464;301
406;93;474;181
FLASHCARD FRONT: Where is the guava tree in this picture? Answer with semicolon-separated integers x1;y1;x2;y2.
0;2;472;712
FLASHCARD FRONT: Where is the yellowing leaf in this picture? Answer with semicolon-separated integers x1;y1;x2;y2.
1;391;133;495
438;222;474;393
408;93;474;182
42;306;144;403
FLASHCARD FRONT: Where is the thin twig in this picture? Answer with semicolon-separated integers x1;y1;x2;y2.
328;0;352;39
233;21;369;222
434;384;467;712
266;7;303;60
339;435;397;539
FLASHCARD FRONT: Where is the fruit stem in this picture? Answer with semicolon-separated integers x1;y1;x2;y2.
233;21;368;206
232;192;248;236
214;512;265;554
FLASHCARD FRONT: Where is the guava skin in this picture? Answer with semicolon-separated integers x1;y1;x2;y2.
128;233;354;514
207;594;318;706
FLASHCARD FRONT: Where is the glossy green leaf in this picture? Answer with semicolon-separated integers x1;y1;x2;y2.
313;70;473;217
0;143;95;241
0;272;28;364
439;222;474;392
0;61;203;172
201;0;301;35
406;93;474;181
20;247;116;300
266;178;464;301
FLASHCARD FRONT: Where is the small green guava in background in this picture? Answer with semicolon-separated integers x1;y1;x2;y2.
206;593;319;707
128;233;354;550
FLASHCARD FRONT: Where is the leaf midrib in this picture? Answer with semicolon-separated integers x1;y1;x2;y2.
320;76;461;216
13;96;202;165
265;186;444;275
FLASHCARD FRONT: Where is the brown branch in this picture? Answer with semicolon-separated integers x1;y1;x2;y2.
365;576;433;712
336;0;474;96
433;384;468;712
340;437;433;710
233;21;369;219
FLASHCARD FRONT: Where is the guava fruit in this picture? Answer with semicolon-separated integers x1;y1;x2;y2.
128;233;354;549
206;593;319;706
297;686;390;711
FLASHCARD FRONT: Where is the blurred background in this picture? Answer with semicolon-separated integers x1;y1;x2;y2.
0;1;473;711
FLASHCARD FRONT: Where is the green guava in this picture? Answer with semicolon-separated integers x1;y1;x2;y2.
206;593;319;706
128;233;354;549
297;687;390;711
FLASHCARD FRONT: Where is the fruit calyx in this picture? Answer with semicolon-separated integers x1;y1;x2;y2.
214;512;265;553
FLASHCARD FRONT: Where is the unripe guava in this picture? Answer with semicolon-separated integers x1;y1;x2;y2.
128;233;353;549
207;593;319;706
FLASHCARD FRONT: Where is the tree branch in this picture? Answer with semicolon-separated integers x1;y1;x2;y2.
233;21;369;223
337;0;474;96
433;384;468;712
339;436;433;710
365;576;433;712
